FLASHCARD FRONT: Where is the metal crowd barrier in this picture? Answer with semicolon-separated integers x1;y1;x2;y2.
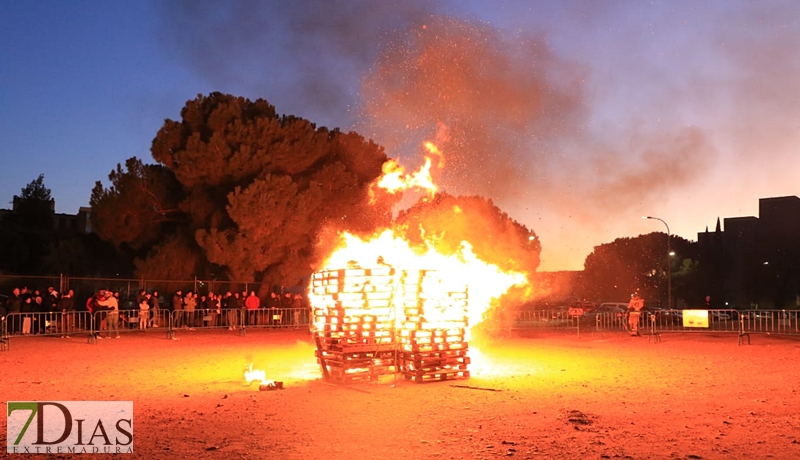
740;310;800;334
639;309;741;333
1;315;8;351
3;311;95;348
514;309;581;329
5;305;796;350
241;307;310;331
514;308;800;343
89;308;174;343
167;307;310;337
168;308;244;338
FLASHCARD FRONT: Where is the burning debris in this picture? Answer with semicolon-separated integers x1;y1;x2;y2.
244;364;284;391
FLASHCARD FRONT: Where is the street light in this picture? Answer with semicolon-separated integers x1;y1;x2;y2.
643;216;671;310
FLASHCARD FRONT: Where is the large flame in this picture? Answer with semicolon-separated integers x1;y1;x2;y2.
368;141;443;203
313;228;527;332
309;141;530;384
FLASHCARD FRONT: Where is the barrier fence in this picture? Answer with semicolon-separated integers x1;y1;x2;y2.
3;307;799;351
1;316;7;351
0;307;312;350
2;311;95;349
513;308;800;341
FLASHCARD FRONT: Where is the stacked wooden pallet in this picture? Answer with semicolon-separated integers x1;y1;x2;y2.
310;268;398;383
310;267;471;384
397;271;471;383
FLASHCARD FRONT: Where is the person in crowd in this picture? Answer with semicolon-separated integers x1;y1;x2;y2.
267;292;281;326
136;289;147;305
282;292;293;308
205;292;218;327
7;287;22;335
172;290;184;329
184;291;197;330
245;291;260;326
46;286;59;311
220;292;228;327
214;293;222;326
199;294;208;327
139;294;150;330
85;293;96;313
32;294;46;334
46;288;60;335
21;295;33;335
20;287;32;304
150;290;161;327
58;289;75;338
87;291;105;336
292;293;303;327
226;291;240;330
97;290;120;338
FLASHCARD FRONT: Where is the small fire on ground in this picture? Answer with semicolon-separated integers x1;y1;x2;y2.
244;364;284;391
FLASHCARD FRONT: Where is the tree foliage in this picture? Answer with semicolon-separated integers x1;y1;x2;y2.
15;174;54;229
132;232;204;281
90;157;184;252
395;193;541;275
581;232;699;306
91;93;391;285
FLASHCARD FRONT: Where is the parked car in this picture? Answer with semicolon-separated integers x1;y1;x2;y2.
651;308;683;321
712;311;732;321
598;302;629;311
582;304;626;323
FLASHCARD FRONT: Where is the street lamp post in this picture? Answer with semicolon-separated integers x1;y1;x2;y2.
644;216;671;310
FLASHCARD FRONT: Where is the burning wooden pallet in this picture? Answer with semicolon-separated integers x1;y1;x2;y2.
311;268;400;382
310;267;470;384
395;270;470;383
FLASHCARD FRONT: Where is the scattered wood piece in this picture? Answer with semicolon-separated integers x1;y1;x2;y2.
450;384;502;392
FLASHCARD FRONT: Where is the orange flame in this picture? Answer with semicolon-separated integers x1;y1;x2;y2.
369;141;444;202
244;363;273;386
312;229;527;332
423;141;445;168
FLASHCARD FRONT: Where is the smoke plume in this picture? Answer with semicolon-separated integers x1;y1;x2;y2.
159;2;758;270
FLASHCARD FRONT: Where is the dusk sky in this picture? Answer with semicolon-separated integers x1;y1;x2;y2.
2;1;799;271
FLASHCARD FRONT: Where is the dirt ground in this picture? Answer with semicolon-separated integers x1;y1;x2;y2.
2;327;800;460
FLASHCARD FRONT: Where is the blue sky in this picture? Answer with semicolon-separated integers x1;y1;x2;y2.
2;1;799;271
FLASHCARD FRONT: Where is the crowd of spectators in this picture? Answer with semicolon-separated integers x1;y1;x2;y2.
1;286;309;338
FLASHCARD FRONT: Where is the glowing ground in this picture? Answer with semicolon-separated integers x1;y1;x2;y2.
2;329;800;459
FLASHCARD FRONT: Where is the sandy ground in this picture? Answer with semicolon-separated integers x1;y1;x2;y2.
2;327;800;460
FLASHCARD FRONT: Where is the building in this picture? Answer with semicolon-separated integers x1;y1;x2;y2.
0;198;92;234
698;196;800;309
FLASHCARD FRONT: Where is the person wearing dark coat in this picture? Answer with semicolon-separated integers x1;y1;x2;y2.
58;289;75;338
6;288;22;334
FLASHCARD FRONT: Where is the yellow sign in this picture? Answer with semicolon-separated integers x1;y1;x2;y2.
682;310;709;328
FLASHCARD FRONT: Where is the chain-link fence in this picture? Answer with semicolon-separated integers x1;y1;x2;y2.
0;275;63;297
